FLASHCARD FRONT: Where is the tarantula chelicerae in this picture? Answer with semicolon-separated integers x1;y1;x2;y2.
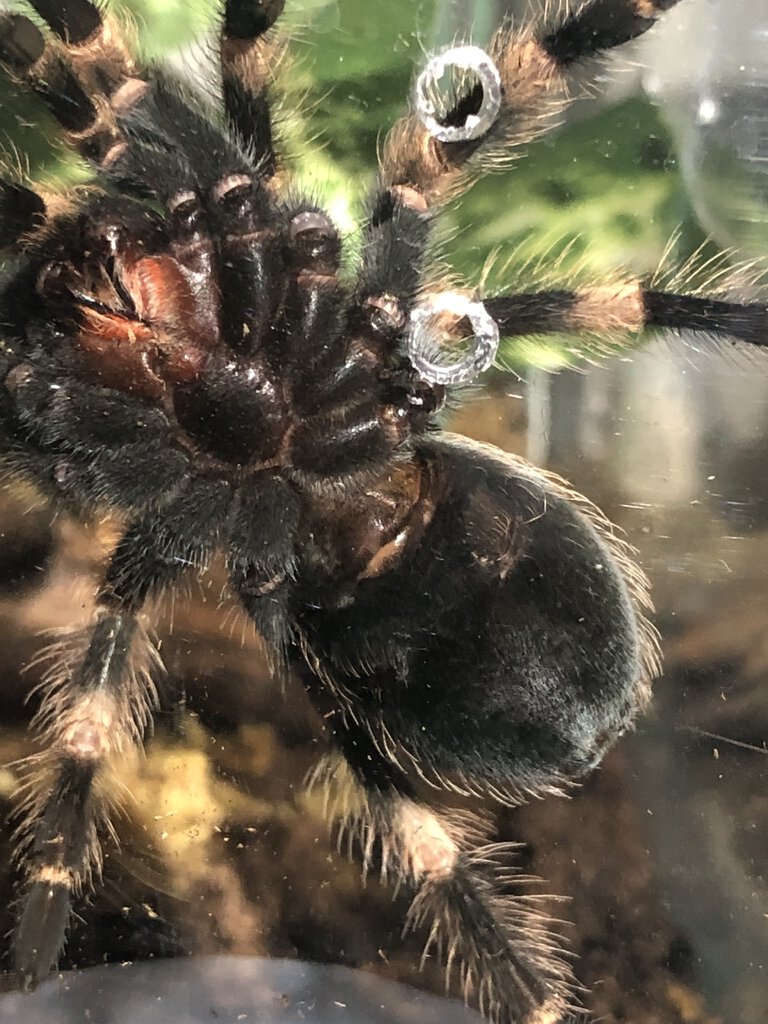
0;0;766;1021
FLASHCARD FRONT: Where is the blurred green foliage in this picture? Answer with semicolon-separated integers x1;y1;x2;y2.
0;0;708;363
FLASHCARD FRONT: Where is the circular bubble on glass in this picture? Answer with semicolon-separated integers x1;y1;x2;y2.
414;45;502;143
407;293;500;386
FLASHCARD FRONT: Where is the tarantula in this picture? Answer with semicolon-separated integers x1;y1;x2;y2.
0;0;765;1021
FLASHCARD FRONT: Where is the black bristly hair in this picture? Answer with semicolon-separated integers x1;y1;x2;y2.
0;1;765;1023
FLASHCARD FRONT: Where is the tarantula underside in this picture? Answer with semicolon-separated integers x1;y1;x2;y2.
0;1;765;1022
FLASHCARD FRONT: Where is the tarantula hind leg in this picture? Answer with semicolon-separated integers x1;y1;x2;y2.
11;490;223;989
305;723;573;1024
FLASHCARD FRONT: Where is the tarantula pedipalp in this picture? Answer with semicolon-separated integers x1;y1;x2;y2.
0;1;766;1023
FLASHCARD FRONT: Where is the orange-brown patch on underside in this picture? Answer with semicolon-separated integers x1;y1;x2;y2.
127;249;221;352
356;459;438;581
77;307;165;400
122;255;203;338
76;305;209;400
74;251;220;399
302;460;434;587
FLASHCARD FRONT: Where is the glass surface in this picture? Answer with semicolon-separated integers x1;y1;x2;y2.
0;2;767;1023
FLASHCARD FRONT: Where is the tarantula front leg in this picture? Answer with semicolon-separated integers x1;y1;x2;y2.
482;284;768;348
12;487;226;988
0;0;143;164
221;0;285;175
357;0;683;308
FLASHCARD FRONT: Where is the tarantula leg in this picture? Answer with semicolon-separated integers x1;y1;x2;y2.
105;96;221;205
355;187;433;311
221;0;285;174
279;210;435;453
13;485;228;988
281;207;367;409
0;4;142;164
228;474;299;670
282;206;415;476
389;797;570;1024
304;735;572;1024
13;609;160;990
407;292;500;386
358;0;683;308
483;285;768;349
280;204;419;467
26;0;102;46
0;180;46;248
291;400;410;476
103;483;231;608
116;75;253;193
543;0;681;65
643;290;768;346
213;175;287;357
394;0;684;204
37;1;141;115
0;13;96;133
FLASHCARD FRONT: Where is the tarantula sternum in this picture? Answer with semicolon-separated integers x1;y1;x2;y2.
0;1;765;1022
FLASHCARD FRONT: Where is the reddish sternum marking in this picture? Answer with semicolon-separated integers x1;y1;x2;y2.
75;251;220;400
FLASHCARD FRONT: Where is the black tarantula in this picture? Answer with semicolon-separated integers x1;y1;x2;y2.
0;0;766;1022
